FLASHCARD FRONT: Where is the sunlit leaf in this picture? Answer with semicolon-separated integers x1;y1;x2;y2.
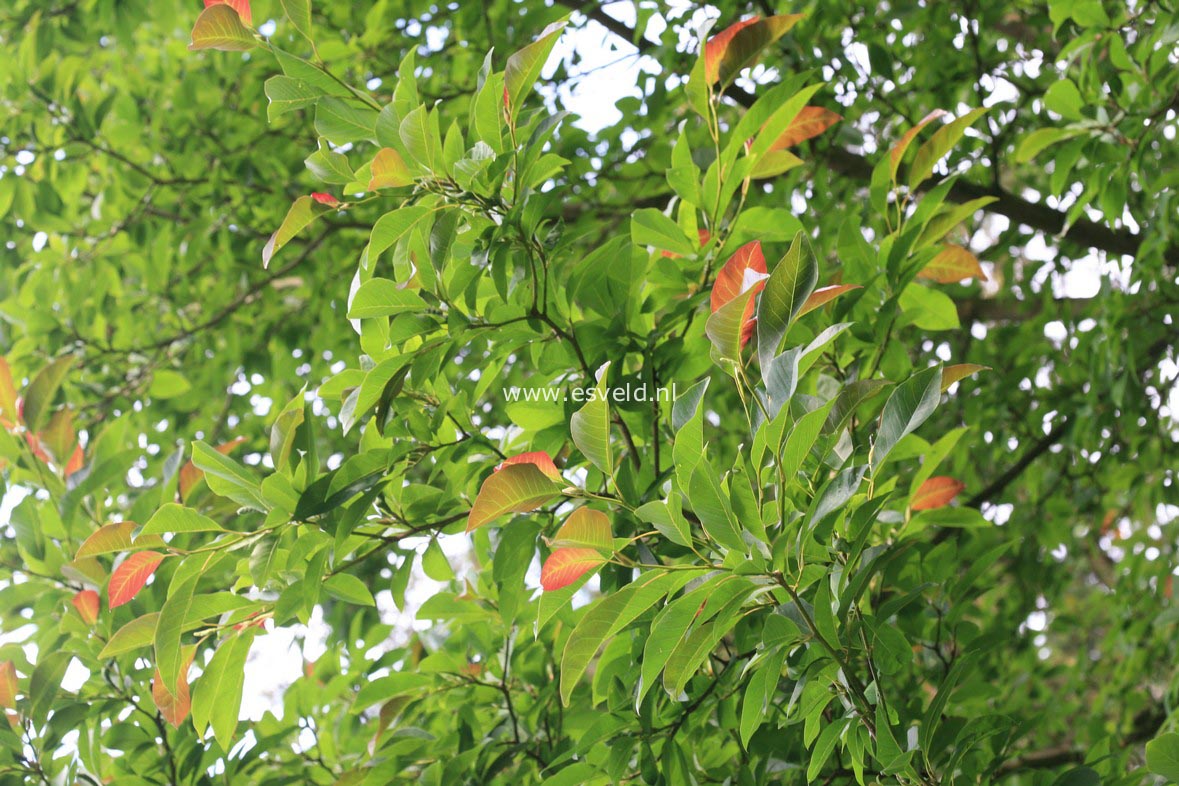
704;15;804;87
108;552;167;609
570;362;613;475
188;4;255;51
940;363;990;391
768;106;841;148
504;19;567;124
918;244;987;283
368;147;414;190
911;476;966;510
203;0;252;26
71;590;99;625
888;109;946;182
756;232;817;373
540;548;607;591
262;195;331;269
466;463;561;531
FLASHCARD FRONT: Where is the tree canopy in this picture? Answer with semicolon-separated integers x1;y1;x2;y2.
1;0;1178;784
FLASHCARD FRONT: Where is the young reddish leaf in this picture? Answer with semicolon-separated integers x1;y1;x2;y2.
152;651;193;728
262;196;330;268
911;476;966;511
189;4;256;51
797;284;861;318
549;507;611;551
203;0;252;25
466;463;561;532
64;444;84;476
541;547;607;591
368;148;414;190
310;192;339;207
71;590;100;625
0;357;18;425
889;109;947;181
704;15;803;86
108;551;166;609
76;521;165;559
769;106;842;149
940;363;990;391
178;436;247;502
712;241;769;351
0;661;16;709
918;245;987;284
495;451;563;481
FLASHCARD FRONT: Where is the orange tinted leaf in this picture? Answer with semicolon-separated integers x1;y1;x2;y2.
918;245;987;284
466;463;561;532
889;109;947;181
797;284;860;318
540;547;607;591
368;148;414;190
770;106;842;149
911;476;966;511
64;444;84;476
704;15;803;86
203;0;252;25
71;590;100;625
189;3;255;51
940;363;990;391
0;661;16;709
0;357;17;424
108;551;166;609
152;652;193;728
711;241;768;351
76;521;165;559
549;507;611;551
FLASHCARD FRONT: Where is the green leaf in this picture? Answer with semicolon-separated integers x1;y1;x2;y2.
631;209;696;256
466;463;561;531
347;278;427;319
559;571;696;705
191;630;256;750
873;366;941;472
323;573;376;606
705;287;757;363
756;231;818;374
570;362;613;475
141;503;226;536
22;355;73;433
908;107;987;189
27;651;70;727
1146;733;1179;781
265;75;321;121
262;195;331;269
315;97;377;145
368;206;433;260
688;461;744;551
100;613;161;658
155;575;198;695
188;5;255;51
505;19;567;124
1014;127;1085;164
399;104;440;172
807;719;847;781
280;0;313;44
149;370;191;399
191;441;268;511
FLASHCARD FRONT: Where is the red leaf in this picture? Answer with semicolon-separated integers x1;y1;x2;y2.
703;15;804;86
203;0;251;26
769;106;842;149
540;547;606;591
71;590;100;625
108;551;166;609
310;192;340;207
704;18;758;83
798;284;860;318
711;241;767;348
495;451;562;481
911;476;966;511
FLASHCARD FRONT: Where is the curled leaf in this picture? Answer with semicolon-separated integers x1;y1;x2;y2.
310;192;340;207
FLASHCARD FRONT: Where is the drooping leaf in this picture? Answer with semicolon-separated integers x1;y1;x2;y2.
108;551;167;609
192;631;257;749
466;463;561;531
152;648;193;727
188;4;255;51
911;476;966;510
632;209;697;257
279;0;313;43
323;573;376;606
